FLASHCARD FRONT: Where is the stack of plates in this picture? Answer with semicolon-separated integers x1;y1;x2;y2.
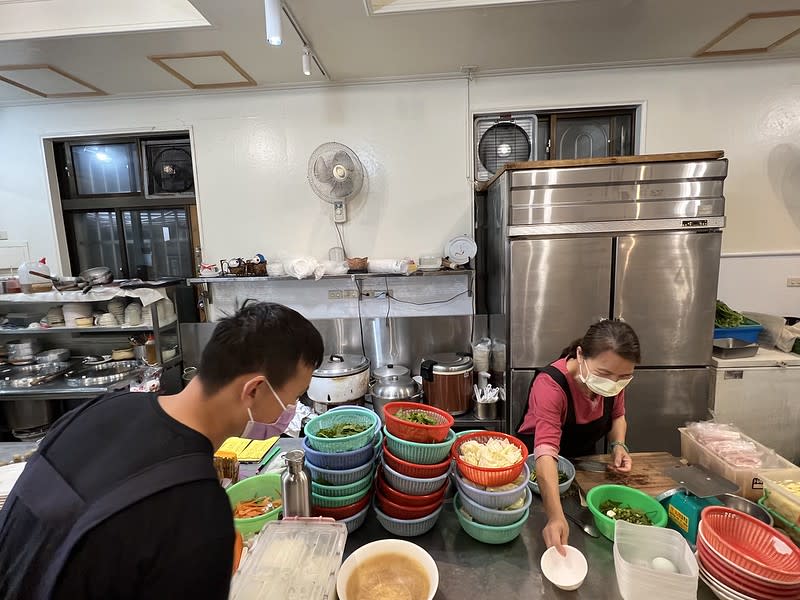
107;298;126;323
124;302;142;326
0;462;27;511
46;306;65;327
697;507;800;600
63;303;92;328
97;313;119;327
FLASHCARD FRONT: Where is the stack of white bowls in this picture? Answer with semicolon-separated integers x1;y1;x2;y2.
97;313;118;327
124;302;143;326
107;298;127;323
46;306;65;327
63;303;92;328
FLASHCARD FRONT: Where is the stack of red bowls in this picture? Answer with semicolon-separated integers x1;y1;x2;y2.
375;402;455;529
696;506;800;600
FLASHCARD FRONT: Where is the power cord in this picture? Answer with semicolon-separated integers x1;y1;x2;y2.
385;290;469;306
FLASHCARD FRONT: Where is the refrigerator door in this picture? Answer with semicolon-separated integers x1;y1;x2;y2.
510;369;536;434
510;237;613;368
614;231;721;366
623;368;709;456
710;364;800;463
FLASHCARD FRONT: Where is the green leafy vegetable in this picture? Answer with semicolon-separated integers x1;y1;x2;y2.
599;499;653;525
530;470;569;484
315;422;369;439
715;300;745;328
395;409;439;426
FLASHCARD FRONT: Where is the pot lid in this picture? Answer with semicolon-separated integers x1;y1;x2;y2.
422;353;473;373
313;354;370;377
371;378;419;400
373;363;410;380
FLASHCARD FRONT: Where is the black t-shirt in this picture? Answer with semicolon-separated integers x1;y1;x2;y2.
1;392;234;600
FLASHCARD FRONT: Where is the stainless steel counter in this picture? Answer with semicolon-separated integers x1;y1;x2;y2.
344;496;717;599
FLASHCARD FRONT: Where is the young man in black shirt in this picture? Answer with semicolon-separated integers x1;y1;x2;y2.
0;302;324;600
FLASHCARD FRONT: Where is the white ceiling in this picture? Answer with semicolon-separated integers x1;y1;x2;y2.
1;0;799;105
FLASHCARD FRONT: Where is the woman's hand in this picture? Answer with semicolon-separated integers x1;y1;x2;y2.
611;444;632;473
542;516;570;556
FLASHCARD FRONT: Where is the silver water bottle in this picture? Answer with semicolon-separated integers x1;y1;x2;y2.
281;449;312;517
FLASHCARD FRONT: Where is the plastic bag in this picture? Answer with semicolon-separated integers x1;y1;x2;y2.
284;257;324;280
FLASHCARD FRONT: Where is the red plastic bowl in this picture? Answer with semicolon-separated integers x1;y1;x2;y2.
313;491;372;520
700;506;800;585
382;440;452;478
384;401;454;443
450;432;528;488
376;469;448;507
698;538;800;599
375;489;442;520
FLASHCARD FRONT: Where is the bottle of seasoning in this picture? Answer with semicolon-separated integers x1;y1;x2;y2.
281;450;312;517
144;334;157;365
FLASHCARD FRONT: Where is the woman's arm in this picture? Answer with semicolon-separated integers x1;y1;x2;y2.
537;455;569;556
609;415;632;472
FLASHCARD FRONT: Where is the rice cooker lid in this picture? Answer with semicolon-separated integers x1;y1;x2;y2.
373;363;411;380
424;353;473;373
313;354;370;377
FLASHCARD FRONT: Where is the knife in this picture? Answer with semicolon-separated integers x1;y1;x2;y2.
573;460;611;473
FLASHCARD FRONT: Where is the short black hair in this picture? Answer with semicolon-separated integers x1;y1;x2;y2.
198;302;324;394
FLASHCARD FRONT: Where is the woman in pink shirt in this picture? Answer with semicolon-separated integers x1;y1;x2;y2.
517;319;641;554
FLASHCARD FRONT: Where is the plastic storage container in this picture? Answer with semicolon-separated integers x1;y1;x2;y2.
613;520;699;600
679;427;795;501
713;317;763;343
229;518;347;600
758;467;800;527
758;496;800;545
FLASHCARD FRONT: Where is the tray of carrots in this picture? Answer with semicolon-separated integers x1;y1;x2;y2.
233;495;283;519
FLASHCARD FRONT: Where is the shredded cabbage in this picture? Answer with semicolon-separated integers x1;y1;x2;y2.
460;438;522;468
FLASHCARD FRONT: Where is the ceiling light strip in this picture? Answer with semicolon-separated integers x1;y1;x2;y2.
281;2;329;79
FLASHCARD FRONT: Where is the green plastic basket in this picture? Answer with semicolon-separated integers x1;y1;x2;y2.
383;426;456;465
454;493;528;544
304;408;379;453
759;494;800;545
226;473;283;536
312;484;372;508
586;484;668;541
311;467;375;498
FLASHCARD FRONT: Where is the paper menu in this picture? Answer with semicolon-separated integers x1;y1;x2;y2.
216;436;279;462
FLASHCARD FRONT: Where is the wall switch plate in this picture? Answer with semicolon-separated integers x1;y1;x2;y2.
343;289;359;299
787;277;800;288
328;289;343;300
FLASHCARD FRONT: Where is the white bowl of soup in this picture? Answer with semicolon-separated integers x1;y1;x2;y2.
336;539;439;600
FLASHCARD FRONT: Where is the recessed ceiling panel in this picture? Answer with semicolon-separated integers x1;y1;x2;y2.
365;0;576;14
0;64;105;97
149;51;257;89
696;11;800;57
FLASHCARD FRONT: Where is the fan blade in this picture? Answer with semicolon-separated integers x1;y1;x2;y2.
313;156;334;184
332;150;356;172
331;178;354;198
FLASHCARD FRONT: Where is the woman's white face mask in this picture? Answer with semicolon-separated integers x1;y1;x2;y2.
577;351;632;397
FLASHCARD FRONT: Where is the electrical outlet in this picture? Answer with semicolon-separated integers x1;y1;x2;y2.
361;289;392;299
787;277;800;288
343;289;359;299
328;289;343;300
0;231;7;240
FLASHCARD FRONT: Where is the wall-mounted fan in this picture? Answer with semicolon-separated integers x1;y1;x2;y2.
142;139;194;198
473;114;537;181
307;142;365;223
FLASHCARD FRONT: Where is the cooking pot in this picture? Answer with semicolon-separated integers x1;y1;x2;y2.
420;353;474;415
7;339;42;363
370;363;423;423
308;354;370;413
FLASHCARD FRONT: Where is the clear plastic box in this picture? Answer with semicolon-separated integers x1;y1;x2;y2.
229;518;348;600
679;427;794;501
758;467;800;527
613;520;698;600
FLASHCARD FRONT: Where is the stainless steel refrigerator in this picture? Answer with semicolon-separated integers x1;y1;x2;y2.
482;154;728;455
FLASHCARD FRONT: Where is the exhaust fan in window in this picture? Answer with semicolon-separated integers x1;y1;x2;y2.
474;114;537;181
142;139;195;199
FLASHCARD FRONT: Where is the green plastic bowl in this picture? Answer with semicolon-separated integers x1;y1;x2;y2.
304;409;379;453
383;426;456;465
311;467;375;497
226;473;283;536
454;493;528;544
312;484;372;508
585;484;668;541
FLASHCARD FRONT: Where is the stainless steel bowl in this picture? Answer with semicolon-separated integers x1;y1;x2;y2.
36;348;71;364
716;493;774;526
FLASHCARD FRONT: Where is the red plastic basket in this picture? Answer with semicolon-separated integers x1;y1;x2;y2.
450;432;528;488
383;401;454;443
313;491;372;520
382;440;451;478
700;507;800;585
376;469;448;507
375;489;442;520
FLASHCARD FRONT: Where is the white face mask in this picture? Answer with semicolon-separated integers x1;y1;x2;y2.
577;352;632;397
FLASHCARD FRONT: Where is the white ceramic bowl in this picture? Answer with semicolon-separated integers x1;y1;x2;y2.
336;539;439;600
540;545;588;591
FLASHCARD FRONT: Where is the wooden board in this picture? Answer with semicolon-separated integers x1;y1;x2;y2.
573;451;684;498
475;150;725;192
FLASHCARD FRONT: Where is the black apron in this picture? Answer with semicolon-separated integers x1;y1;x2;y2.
0;391;218;600
516;365;614;460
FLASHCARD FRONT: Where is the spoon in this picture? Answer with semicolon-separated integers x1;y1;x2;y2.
564;511;600;538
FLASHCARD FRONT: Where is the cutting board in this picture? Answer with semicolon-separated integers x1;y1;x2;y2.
573;452;684;498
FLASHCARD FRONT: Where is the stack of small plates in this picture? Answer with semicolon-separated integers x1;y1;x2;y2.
63;303;92;328
97;313;119;327
46;306;65;327
124;302;142;326
107;298;127;324
0;462;27;511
